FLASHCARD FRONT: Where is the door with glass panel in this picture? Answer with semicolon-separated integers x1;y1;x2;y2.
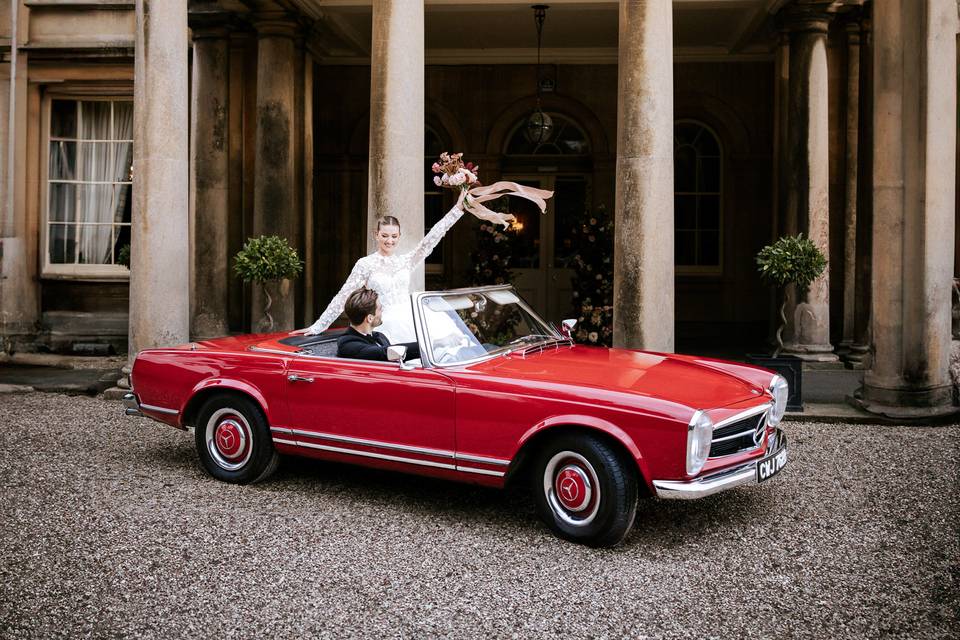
501;175;587;324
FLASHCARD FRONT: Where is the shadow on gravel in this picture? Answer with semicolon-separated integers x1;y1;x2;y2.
137;433;779;548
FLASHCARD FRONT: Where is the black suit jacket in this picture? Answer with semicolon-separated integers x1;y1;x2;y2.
336;326;420;362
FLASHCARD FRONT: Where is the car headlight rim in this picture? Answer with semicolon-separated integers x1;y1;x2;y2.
768;374;789;426
686;410;713;476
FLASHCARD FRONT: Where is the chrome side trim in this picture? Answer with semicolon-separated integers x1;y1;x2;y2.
654;428;787;500
455;465;506;477
287;428;456;459
140;403;179;416
290;439;458;471
712;403;770;430
273;429;508;477
248;346;298;356
455;452;510;467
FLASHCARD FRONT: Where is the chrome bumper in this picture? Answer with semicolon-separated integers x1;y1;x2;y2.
653;428;787;500
123;392;143;417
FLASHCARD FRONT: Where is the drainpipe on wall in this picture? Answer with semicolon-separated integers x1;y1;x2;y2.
4;0;17;239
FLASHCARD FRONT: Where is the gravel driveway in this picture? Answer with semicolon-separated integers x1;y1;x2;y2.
0;393;956;639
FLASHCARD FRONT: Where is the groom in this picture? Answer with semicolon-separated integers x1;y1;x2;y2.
337;288;420;362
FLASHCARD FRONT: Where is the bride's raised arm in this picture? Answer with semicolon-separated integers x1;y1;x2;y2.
404;204;465;267
303;258;372;335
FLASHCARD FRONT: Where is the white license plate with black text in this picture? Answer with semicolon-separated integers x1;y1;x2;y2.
756;446;787;483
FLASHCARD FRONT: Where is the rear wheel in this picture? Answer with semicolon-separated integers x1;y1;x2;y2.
195;394;279;484
532;433;638;547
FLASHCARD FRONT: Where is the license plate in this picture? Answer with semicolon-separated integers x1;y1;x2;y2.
756;446;788;483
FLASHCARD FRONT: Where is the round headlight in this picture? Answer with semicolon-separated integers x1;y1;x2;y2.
686;410;713;476
768;375;789;426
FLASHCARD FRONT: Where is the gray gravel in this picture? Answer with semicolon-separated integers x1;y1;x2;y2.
0;393;957;639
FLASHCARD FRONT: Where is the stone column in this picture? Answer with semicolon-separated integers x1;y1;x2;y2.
0;8;39;351
858;0;958;418
839;20;861;357
847;15;873;370
252;11;299;330
613;0;674;352
190;11;231;338
368;0;425;289
781;5;837;362
129;0;190;357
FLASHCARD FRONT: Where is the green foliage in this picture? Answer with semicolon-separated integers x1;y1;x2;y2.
233;235;303;285
117;243;131;269
755;234;827;294
570;205;614;346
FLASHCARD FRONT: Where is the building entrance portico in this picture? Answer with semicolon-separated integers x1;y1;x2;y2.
1;0;957;417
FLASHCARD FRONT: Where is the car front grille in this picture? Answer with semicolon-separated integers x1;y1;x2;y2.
709;410;767;458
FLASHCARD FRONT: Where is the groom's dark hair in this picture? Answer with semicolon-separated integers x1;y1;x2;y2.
344;288;379;325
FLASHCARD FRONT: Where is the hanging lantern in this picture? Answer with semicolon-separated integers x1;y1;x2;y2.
525;5;552;146
525;109;554;144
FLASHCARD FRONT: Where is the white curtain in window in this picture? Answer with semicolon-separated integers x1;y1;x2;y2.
109;102;133;263
77;101;133;264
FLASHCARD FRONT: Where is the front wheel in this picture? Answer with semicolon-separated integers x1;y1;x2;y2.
195;394;279;484
532;433;638;547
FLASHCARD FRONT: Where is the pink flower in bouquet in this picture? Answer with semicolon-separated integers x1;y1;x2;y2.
432;151;481;190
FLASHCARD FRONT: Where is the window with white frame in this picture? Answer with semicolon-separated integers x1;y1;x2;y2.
45;97;133;275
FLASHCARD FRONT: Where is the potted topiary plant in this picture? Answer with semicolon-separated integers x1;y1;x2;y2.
748;233;828;411
233;235;303;331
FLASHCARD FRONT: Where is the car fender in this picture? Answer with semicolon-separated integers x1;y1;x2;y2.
517;414;653;486
186;377;275;425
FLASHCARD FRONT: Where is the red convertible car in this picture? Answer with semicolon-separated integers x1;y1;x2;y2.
124;285;788;547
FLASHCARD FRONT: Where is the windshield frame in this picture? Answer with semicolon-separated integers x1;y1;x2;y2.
412;285;561;368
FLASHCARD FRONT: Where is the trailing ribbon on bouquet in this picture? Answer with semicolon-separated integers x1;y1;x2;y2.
432;152;553;228
456;181;554;228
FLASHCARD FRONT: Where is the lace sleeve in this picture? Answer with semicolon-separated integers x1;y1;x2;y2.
304;258;371;335
404;205;464;267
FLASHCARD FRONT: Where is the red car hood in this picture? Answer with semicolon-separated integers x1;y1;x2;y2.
479;345;763;410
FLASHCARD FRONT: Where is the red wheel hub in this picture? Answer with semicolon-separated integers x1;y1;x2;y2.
555;464;591;512
214;418;247;460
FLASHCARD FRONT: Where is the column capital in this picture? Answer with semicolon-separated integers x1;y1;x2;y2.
252;11;301;39
777;2;839;35
188;2;234;40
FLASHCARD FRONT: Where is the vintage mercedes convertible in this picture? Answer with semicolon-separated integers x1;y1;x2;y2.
124;285;788;547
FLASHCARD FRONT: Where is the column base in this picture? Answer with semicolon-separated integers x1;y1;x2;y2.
781;342;840;364
849;382;958;420
842;343;871;369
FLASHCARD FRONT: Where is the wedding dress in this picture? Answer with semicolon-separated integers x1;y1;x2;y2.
304;205;464;343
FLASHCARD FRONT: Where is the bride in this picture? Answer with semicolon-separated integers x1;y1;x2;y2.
303;207;464;343
303;153;552;343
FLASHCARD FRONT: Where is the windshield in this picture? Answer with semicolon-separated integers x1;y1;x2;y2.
419;289;559;365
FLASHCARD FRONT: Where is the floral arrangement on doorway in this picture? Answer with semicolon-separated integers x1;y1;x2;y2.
466;198;520;287
570;205;614;346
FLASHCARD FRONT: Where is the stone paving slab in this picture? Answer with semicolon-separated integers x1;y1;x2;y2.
0;364;119;396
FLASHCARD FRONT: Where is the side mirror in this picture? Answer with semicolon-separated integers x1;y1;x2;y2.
560;319;577;339
386;345;407;363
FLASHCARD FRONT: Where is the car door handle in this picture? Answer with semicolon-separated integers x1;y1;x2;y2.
287;374;314;383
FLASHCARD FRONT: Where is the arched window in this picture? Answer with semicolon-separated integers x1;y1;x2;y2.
504;113;590;156
674;120;722;272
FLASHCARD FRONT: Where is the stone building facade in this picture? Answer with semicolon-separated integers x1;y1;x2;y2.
0;0;957;418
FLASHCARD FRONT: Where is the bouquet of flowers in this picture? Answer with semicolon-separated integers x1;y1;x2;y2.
431;151;553;228
432;152;481;189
